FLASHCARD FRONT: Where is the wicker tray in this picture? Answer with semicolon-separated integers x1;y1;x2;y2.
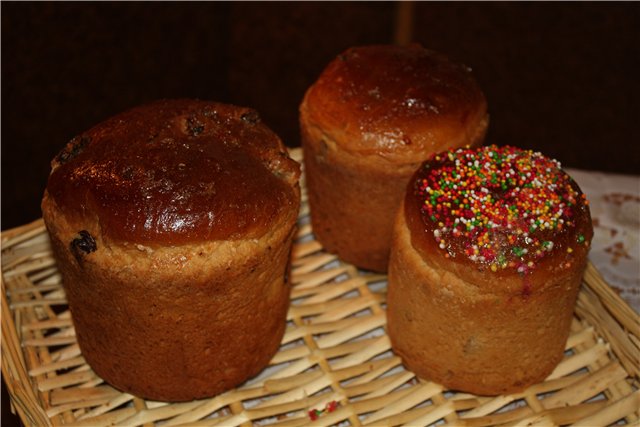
2;149;639;427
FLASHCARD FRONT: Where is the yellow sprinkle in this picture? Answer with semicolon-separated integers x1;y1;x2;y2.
490;264;497;272
567;247;573;253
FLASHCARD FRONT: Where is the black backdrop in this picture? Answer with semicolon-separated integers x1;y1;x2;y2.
2;2;639;228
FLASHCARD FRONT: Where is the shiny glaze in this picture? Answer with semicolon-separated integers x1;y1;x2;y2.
46;99;300;244
303;44;487;153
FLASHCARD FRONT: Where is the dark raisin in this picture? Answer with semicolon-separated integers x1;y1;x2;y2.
240;110;260;125
70;230;97;262
186;116;205;136
147;131;159;142
56;136;91;165
121;165;134;180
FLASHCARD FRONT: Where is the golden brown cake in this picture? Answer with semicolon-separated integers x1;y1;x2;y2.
300;44;488;272
387;145;593;395
41;99;301;402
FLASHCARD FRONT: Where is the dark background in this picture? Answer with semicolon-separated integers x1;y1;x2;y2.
1;2;639;425
3;2;640;232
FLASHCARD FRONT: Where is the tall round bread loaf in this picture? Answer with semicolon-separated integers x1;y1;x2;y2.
41;99;301;402
300;44;488;272
387;145;593;395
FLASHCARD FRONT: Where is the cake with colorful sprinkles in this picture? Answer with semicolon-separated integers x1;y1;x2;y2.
387;144;593;395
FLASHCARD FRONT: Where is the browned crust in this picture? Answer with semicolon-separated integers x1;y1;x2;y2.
42;186;298;401
301;44;488;160
301;144;404;271
300;44;488;272
41;99;301;401
387;202;586;395
44;99;300;245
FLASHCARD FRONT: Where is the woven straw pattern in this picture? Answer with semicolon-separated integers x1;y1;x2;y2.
2;149;639;426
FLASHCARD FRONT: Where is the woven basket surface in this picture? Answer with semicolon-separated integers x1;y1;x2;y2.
2;148;639;427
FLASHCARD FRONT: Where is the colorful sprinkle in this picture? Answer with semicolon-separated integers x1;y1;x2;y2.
308;401;339;421
414;145;588;273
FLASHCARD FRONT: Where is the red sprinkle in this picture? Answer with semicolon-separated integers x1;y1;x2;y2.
414;145;587;273
308;401;339;420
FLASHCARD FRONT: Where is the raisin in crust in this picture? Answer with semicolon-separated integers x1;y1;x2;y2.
41;99;301;402
46;99;299;245
387;145;593;395
300;44;488;272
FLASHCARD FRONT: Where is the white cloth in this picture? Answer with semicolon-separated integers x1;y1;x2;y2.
566;168;640;312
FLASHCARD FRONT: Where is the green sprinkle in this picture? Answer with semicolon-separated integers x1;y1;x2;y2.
497;253;507;266
512;247;525;257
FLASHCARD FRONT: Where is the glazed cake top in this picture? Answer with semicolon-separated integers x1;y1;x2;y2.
301;44;488;156
406;145;593;275
45;99;300;245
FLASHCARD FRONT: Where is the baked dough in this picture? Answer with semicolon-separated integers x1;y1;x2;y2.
42;99;301;401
